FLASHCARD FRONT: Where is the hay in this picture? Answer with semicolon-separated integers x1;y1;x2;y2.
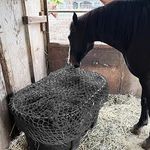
78;94;149;150
10;64;108;145
8;132;27;150
9;94;150;150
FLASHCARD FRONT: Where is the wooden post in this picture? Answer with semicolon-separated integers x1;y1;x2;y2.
0;0;32;91
0;0;33;147
42;0;50;73
0;64;11;149
21;0;47;81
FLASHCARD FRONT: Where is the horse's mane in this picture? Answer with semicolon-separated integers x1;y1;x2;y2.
76;0;150;51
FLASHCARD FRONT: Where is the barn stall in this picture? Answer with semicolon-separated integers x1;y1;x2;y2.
0;0;147;150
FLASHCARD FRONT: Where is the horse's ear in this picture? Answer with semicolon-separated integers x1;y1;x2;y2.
73;12;78;26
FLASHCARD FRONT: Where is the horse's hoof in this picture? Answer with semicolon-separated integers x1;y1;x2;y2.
141;138;150;150
130;125;141;135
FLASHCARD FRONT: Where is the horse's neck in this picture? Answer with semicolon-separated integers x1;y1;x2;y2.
87;2;137;53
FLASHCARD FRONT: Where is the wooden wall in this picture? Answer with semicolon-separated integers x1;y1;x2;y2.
48;43;142;97
0;0;48;149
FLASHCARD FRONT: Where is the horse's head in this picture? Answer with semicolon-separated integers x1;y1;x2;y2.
68;12;94;67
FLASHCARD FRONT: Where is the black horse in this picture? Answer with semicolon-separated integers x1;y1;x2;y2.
68;0;150;149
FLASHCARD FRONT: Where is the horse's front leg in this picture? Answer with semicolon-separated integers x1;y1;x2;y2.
141;135;150;150
135;77;150;150
131;88;148;135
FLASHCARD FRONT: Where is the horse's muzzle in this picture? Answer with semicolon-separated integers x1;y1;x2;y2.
69;55;80;68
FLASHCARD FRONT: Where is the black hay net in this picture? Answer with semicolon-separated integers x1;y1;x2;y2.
10;64;108;146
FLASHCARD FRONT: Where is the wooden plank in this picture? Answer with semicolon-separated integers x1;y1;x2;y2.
0;38;13;95
42;0;50;73
0;0;31;91
0;64;11;149
22;16;47;24
21;0;35;83
48;9;89;13
22;0;47;81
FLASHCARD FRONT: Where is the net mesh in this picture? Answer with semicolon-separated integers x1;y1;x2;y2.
10;64;108;145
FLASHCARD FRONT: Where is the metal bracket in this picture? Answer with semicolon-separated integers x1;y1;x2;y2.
22;11;47;32
39;11;47;32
